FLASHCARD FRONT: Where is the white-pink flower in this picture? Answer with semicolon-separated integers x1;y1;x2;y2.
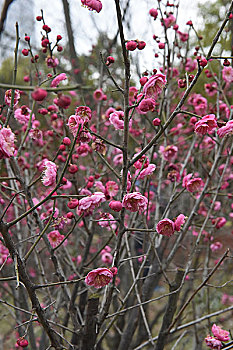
135;164;156;179
142;73;167;101
109;111;125;130
122;192;148;214
222;66;233;84
14;105;35;125
41;160;57;186
217;120;233;138
0;127;15;159
51;73;67;87
5;89;20;107
77;192;106;216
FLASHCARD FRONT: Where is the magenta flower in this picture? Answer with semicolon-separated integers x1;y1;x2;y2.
210;242;223;252
122;192;148;214
5;89;20;107
160;145;178;162
194;114;217;135
163;14;176;28
212;324;230;342
0;127;16;159
50;73;67;87
109;111;125;130
135;164;156;179
217;120;233;138
93;88;105;101
138;98;155;113
205;335;222;349
14;105;35;125
81;0;102;13
41;160;57;186
143;73;167;101
174;214;186;232
77;192;106;216
75;106;92;125
105;181;119;197
156;218;175;237
182;174;204;193
48;230;65;248
85;267;114;288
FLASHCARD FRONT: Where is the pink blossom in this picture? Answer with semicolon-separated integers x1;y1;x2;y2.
194;114;217;135
0;240;10;265
54;94;71;109
174;214;186;231
0;127;15;159
135;164;156;179
134;154;150;170
109;111;124;130
5;89;20;107
210;242;223;252
93;88;105;101
149;8;158;19
109;200;123;212
48;230;65;248
14;106;35;125
185;58;197;72
122;192;148;214
163;14;176;28
222;66;233;83
143;73;167;101
205;335;222;349
205;82;218;96
98;213;117;231
76;143;91;157
189;93;207;115
85;267;114;288
50;73;67;87
184;176;204;193
77;192;106;216
156;218;175;237
81;0;102;13
160;145;178;162
94;181;105;193
41;160;57;186
177;31;189;42
138;98;155;113
212;324;230;342
217;120;233;138
105;181;119;197
101;252;113;264
212;217;226;229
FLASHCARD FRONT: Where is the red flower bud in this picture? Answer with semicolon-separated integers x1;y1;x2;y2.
22;49;29;56
126;41;137;51
31;88;47;102
109;200;123;212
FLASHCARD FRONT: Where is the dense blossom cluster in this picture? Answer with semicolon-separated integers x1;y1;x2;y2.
0;2;232;349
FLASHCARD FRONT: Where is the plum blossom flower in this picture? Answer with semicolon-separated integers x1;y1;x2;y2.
68;107;92;136
48;230;65;248
85;267;114;288
143;73;167;101
41;160;57;186
205;335;223;349
77;192;106;216
174;214;186;231
217;120;233;138
156;218;175;237
5;89;20;107
14;105;35;125
0;127;15;159
185;58;197;72
163;14;176;28
210;242;223;252
50;73;67;87
222;66;233;84
105;181;119;197
138;98;155;113
212;324;230;342
160;145;178;162
134;154;150;169
81;0;102;13
109;110;132;130
98;213;117;231
194;114;217;135
135;164;156;179
182;174;204;193
122;192;148;214
93;88;105;101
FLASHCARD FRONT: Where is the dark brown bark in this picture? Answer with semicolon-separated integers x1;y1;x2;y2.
81;297;99;350
61;0;83;84
0;0;15;37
